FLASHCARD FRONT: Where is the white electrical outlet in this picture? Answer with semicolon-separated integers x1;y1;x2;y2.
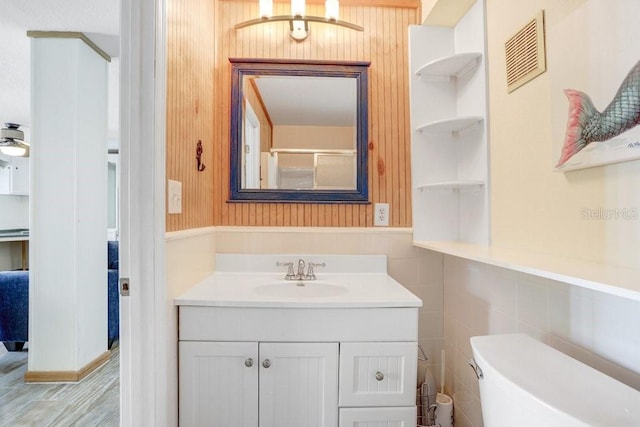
167;179;182;214
374;203;389;226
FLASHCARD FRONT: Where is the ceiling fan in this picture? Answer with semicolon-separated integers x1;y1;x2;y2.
0;123;30;157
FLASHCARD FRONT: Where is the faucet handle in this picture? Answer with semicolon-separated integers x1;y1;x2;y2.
276;261;293;267
305;261;325;280
276;261;296;280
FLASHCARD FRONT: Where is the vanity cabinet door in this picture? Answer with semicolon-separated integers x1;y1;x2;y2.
339;342;417;407
259;342;339;427
179;341;258;427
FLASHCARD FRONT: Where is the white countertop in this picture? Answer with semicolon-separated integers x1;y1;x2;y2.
175;254;422;308
175;272;422;308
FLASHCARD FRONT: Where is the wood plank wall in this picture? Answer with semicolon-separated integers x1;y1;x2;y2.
166;0;418;230
166;0;217;231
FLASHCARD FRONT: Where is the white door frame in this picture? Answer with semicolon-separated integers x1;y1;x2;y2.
243;102;261;189
120;0;168;425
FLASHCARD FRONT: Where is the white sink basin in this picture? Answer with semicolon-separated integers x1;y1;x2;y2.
253;282;349;298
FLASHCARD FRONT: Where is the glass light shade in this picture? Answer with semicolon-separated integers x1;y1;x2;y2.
259;0;273;18
325;0;339;21
0;144;27;157
291;0;305;17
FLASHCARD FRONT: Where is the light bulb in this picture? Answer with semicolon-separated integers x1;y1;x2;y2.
0;145;27;157
291;0;305;17
259;0;273;18
325;0;339;21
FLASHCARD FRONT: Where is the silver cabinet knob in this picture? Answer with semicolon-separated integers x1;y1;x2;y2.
244;358;253;368
262;359;271;368
375;371;384;381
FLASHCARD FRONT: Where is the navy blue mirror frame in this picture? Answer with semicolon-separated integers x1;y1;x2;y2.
229;58;370;203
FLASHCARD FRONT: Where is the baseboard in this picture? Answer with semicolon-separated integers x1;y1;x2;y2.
24;350;111;383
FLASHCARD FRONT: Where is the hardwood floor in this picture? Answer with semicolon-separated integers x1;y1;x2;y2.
0;346;119;426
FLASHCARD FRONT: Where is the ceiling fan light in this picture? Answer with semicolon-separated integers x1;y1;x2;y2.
0;143;27;157
0;124;29;157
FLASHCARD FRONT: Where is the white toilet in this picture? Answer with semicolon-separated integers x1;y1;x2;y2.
470;333;640;426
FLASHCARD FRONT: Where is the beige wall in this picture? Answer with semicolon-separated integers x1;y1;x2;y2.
487;0;640;269
273;126;355;150
439;1;640;425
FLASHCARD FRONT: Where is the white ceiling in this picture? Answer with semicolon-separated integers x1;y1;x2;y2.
254;76;357;127
0;0;120;139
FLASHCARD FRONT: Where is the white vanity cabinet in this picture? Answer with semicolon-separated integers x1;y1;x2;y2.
176;254;422;427
179;341;338;427
178;306;419;427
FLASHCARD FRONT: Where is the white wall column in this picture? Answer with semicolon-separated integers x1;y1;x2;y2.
28;33;109;377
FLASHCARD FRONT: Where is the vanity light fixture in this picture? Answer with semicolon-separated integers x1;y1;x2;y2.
0;123;30;157
236;0;363;42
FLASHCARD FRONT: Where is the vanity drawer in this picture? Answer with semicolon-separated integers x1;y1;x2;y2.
339;406;416;426
339;342;417;407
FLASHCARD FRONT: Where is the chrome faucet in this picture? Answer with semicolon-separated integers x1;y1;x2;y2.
277;259;326;281
296;259;306;279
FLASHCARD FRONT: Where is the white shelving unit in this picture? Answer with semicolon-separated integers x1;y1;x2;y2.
409;0;489;244
417;181;484;191
416;52;482;80
416;116;483;135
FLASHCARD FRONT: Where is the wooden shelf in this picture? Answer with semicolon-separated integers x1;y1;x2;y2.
416;52;481;80
416;116;483;135
417;181;484;191
413;240;640;302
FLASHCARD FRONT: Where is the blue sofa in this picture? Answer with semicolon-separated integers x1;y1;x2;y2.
0;271;29;351
107;240;120;348
0;241;120;351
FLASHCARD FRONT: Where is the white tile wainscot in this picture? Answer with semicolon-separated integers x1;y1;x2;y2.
175;254;422;427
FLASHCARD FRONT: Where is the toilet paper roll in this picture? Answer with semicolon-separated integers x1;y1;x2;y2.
435;392;453;427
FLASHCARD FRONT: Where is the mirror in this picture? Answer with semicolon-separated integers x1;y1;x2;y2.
230;58;370;202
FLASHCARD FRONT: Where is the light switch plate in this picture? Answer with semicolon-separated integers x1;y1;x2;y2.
374;203;389;226
167;179;182;214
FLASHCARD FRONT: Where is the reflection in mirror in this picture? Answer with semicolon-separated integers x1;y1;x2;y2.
244;75;356;190
230;59;370;203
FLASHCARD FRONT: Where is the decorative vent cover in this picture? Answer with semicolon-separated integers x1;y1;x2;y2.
505;10;546;93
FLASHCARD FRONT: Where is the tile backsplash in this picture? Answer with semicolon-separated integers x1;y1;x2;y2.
439;252;640;427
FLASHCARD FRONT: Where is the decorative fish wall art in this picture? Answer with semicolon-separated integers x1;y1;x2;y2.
556;59;640;168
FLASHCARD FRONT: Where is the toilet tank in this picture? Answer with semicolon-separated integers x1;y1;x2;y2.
470;334;640;427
